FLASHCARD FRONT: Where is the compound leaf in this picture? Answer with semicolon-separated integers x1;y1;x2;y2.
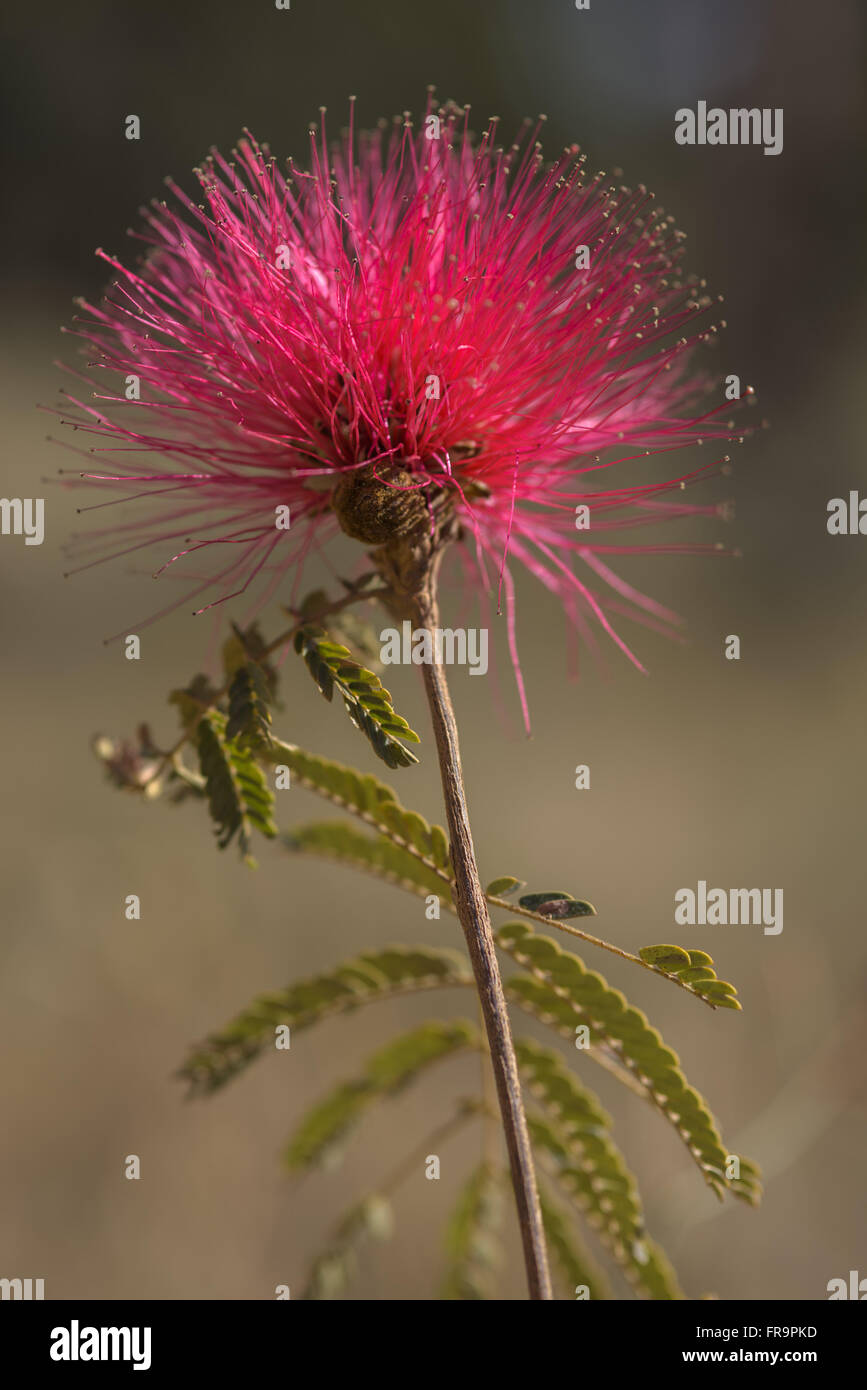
303;1194;395;1300
294;625;420;768
283;820;453;905
221;621;279;695
517;1038;683;1299
226;661;273;748
639;944;741;1010
498;923;760;1204
540;1190;611;1301
196;710;276;862
179;945;473;1096
262;743;451;873
169;673;220;732
440;1164;503;1300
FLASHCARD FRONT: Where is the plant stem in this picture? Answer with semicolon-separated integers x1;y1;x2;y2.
411;585;553;1301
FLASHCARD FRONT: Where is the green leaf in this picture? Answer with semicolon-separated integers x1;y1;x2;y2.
196;710;276;862
518;891;596;919
168;673;220;731
727;1156;763;1203
687;950;714;968
540;1191;611;1300
517;1038;683;1299
303;1193;395;1300
299;591;385;670
430;823;450;869
701;980;738;999
638;944;692;970
179;945;473;1096
284;1020;479;1171
498;923;757;1203
293;624;420;768
640;943;741;1009
440;1164;503;1300
331;611;385;668
261;743;451;872
226;662;273;748
704;993;743;1011
282;820;453;905
485;876;526;897
221;621;279;695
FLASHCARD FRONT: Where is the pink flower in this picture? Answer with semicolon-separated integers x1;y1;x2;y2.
59;94;750;709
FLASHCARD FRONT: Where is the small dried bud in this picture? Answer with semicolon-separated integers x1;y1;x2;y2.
331;466;431;544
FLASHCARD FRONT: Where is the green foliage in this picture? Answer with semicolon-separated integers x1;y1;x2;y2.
517;1038;683;1299
263;743;451;872
298;588;384;668
498;922;759;1203
517;890;596;920
283;820;453;905
639;945;741;1009
284;1020;480;1171
226;662;273;748
180;945;473;1096
726;1156;763;1203
329;610;384;668
221;621;279;695
485;876;525;897
540;1191;611;1301
303;1194;394;1300
440;1164;503;1300
168;673;220;731
101;583;760;1298
637;944;692;970
293;624;421;768
196;711;276;863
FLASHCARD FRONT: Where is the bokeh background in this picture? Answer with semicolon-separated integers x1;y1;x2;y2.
2;0;865;1300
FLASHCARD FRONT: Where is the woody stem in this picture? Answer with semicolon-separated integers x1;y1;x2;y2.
409;583;553;1301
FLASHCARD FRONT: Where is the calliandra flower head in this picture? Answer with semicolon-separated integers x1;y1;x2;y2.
58;91;752;720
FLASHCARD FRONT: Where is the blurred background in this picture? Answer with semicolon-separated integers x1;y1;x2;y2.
1;0;865;1300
